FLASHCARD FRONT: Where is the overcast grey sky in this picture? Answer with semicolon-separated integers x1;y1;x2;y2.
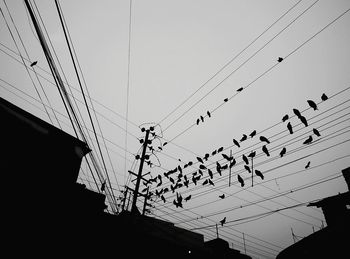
1;1;350;258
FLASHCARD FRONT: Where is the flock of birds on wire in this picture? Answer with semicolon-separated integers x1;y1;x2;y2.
124;91;328;226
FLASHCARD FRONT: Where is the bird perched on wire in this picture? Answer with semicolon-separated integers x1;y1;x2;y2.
307;100;318;111
237;174;244;187
101;181;106;192
313;128;321;137
219;194;225;199
220;217;226;226
293;108;302;118
282;114;289;122
207;111;211;118
237;87;243;92
240;134;247;142
242;154;249;165
303;135;313;145
277;57;283;62
280;147;286;157
184;195;192;202
30;61;38;67
196;118;200;125
255;170;264;180
248;151;256;159
260;135;270;144
200;115;204;122
233;138;240;148
249;130;257;138
321;93;328;101
244;165;251;174
287;122;293;134
262;145;270;157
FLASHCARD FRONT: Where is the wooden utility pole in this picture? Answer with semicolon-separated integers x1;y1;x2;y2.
131;128;150;214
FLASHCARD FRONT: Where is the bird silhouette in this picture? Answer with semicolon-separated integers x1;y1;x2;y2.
299;115;308;127
161;195;166;203
305;161;311;169
184;195;192;202
287;122;293;134
244;165;251;174
217;147;224;153
259;136;270;144
242;154;249;165
249;130;257;138
209;179;215;186
219;194;225;199
202;179;209;185
197;157;204;163
277;57;283;62
321;93;328;101
240;134;247;142
237;87;243;92
198;169;203;176
208;169;213;179
282;114;289;122
220;217;226;226
307;100;318;111
221;164;228;170
248;151;256;158
313;128;321;137
212;150;217;156
229;159;236;168
207;111;211;117
280;147;286;157
200;115;204;122
255;170;264;180
199;164;207;170
237;174;245;187
262;145;270;157
303;135;313;145
233;138;240;148
204;153;210;161
196;119;200;125
222;153;232;161
30;61;38;67
293;108;302;118
224;98;229;102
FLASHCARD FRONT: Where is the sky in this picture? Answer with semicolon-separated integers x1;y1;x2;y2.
1;0;350;258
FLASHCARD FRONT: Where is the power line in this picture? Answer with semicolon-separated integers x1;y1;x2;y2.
165;6;350;144
157;0;304;125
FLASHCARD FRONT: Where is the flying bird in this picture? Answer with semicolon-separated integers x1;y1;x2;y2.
262;145;270;157
30;61;37;67
287;122;293;134
293;108;302;118
259;136;270;144
307;100;318;111
305;161;311;169
277;57;283;62
321;93;328;101
237;174;245;187
219;194;225;199
242;154;249;165
207;111;211;117
240;134;247;142
299;115;308;127
255;170;264;180
313;128;321;137
249;130;257;138
237;87;243;92
220;217;226;226
282;114;289;122
233;138;240;148
244;165;251;174
280;147;286;157
303;135;313;145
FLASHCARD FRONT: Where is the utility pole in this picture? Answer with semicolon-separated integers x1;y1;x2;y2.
131;128;150;214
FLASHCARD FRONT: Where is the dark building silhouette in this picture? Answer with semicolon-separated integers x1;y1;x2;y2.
1;97;250;258
276;167;350;259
